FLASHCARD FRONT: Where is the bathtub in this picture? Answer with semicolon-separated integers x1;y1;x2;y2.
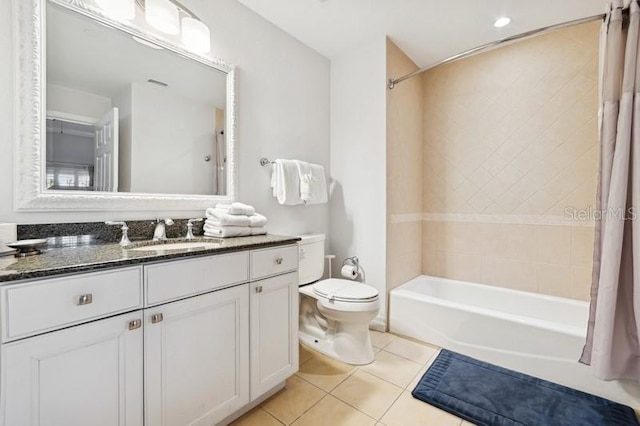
389;275;640;408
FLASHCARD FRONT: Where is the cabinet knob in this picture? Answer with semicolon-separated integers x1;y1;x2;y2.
255;286;263;293
275;257;283;265
151;313;164;324
77;294;93;306
128;319;142;330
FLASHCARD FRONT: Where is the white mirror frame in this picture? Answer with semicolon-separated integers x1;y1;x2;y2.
13;0;238;211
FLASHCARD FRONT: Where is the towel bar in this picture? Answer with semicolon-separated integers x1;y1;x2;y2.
259;158;275;167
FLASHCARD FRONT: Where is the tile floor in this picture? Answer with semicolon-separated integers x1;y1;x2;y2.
231;331;475;426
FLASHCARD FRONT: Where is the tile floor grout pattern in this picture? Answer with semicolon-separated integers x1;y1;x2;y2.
231;331;475;426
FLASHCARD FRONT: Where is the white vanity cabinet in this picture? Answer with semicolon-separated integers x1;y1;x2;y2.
0;242;299;426
0;267;144;426
249;271;299;400
144;283;250;426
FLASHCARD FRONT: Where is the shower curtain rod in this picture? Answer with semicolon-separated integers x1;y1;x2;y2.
388;12;611;89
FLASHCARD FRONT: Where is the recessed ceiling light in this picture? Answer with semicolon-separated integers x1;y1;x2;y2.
494;17;511;28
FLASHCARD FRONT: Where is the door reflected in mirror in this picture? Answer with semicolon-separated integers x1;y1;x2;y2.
46;1;228;196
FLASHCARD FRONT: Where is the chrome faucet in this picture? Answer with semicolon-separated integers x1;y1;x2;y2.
105;221;131;246
185;218;203;240
153;218;174;241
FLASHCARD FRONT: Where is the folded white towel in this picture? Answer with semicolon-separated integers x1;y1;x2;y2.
205;208;251;226
215;202;256;216
296;160;328;204
271;159;303;205
205;218;248;229
203;225;252;238
248;213;267;227
250;226;267;236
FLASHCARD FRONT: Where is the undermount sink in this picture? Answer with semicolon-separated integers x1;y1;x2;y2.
127;239;223;252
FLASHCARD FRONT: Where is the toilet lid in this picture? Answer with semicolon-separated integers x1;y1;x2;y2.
313;279;379;302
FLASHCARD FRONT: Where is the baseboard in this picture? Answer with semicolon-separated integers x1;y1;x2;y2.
370;313;387;332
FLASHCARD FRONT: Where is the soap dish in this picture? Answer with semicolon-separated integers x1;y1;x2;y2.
6;239;48;257
0;247;18;258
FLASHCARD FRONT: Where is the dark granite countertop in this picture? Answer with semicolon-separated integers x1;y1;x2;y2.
0;234;300;284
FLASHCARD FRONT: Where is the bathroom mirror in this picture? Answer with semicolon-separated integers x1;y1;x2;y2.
13;0;237;211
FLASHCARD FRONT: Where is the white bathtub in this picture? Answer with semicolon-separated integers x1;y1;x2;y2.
390;275;640;408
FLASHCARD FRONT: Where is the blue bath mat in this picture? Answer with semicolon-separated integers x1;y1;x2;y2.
412;350;639;426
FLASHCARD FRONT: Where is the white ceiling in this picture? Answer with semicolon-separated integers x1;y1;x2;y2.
47;3;227;109
236;0;606;68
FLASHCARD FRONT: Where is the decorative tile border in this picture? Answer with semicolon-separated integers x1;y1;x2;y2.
389;213;424;224
390;213;595;227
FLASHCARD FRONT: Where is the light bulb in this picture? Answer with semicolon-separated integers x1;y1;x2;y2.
494;17;512;28
95;0;135;20
182;17;211;53
145;0;180;35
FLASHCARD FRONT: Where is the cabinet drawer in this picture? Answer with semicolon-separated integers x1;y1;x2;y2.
251;245;298;280
145;252;249;306
2;267;143;341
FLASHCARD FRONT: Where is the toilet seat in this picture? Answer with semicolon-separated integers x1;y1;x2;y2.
313;279;379;303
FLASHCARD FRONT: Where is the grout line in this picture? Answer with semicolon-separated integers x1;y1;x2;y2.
379;346;427;366
324;390;382;422
289;393;331;425
290;372;331;394
262;408;286;426
294;366;358;394
294;351;361;393
376;387;406;423
259;376;328;425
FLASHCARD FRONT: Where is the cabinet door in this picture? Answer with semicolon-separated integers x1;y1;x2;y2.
145;284;249;426
1;311;144;426
250;272;299;400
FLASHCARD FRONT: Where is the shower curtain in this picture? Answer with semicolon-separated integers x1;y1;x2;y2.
580;0;640;381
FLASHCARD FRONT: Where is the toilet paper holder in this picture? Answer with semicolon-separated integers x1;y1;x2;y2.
341;256;364;281
342;256;360;271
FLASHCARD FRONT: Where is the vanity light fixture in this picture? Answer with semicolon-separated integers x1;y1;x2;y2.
494;16;512;28
132;0;211;53
181;17;211;54
95;0;135;20
145;0;180;35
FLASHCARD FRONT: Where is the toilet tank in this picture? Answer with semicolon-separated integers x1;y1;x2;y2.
297;234;325;285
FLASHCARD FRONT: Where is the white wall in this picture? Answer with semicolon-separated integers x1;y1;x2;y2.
47;84;112;121
128;82;216;195
0;0;330;240
329;37;387;329
113;85;133;193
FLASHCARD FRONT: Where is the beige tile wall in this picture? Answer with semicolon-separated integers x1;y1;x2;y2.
420;22;600;301
386;38;424;293
422;221;594;300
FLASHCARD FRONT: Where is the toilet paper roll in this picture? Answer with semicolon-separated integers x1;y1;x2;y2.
0;223;17;245
341;265;359;280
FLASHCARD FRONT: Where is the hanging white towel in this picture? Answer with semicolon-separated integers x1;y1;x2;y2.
205;209;251;226
271;159;303;205
215;202;256;216
296;161;328;204
203;225;252;238
248;213;268;227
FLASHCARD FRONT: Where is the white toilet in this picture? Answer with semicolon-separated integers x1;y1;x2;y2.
297;234;380;365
